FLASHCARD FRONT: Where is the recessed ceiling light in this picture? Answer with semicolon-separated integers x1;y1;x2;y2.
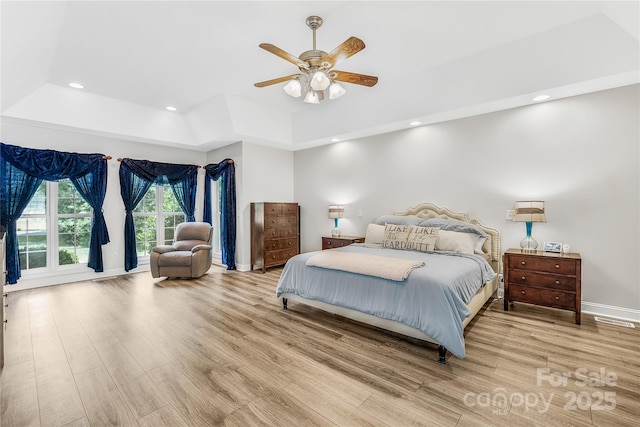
68;82;84;89
532;94;551;102
166;106;177;111
410;121;421;126
331;138;340;142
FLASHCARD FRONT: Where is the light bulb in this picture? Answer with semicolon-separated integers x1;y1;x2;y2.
283;79;302;97
310;71;331;91
329;82;346;100
304;90;320;104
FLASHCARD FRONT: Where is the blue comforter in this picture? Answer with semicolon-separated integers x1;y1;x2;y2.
275;244;496;358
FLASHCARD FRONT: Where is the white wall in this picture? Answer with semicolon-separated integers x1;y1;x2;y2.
1;119;206;290
294;85;640;320
206;141;295;271
238;141;294;270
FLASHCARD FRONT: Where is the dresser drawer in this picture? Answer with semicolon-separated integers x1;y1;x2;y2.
509;284;576;310
264;249;297;266
264;215;298;228
509;269;576;291
265;238;298;251
264;203;298;216
265;227;297;239
324;238;350;248
507;255;576;275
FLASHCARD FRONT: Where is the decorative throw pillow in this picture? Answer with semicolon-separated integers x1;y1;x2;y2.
364;223;386;248
406;226;439;252
381;224;412;250
435;230;479;254
419;218;489;254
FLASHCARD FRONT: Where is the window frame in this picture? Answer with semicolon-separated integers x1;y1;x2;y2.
132;183;186;264
18;180;94;276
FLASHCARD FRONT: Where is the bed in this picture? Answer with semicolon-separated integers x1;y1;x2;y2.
275;203;501;363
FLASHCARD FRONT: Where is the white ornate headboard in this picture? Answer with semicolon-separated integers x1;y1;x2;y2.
394;203;501;273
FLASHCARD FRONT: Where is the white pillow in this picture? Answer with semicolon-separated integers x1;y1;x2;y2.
364;223;385;248
436;230;479;254
406;225;439;252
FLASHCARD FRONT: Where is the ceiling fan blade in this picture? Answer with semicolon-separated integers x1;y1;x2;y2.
322;37;365;67
332;70;378;87
259;43;309;70
254;74;302;88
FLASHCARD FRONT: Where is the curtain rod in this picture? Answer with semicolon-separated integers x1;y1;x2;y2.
114;158;234;166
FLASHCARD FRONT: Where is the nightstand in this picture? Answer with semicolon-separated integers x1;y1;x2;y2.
322;236;365;250
504;248;582;324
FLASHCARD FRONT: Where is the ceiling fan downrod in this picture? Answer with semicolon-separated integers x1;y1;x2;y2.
306;16;323;51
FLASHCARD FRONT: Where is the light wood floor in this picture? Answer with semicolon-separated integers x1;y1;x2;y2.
1;265;638;427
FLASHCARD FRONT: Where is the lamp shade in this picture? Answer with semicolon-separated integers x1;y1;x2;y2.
513;201;546;222
329;82;346;100
304;90;320;104
327;205;345;219
310;71;331;91
283;79;302;97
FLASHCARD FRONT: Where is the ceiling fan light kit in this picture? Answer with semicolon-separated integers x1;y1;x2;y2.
283;79;302;97
255;16;378;104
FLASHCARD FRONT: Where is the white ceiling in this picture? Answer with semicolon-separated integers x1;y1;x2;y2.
2;1;639;151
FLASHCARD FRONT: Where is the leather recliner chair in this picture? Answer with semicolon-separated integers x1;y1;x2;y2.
150;222;213;278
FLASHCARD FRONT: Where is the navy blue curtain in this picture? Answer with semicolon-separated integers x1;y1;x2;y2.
118;158;198;271
0;143;109;284
203;159;236;270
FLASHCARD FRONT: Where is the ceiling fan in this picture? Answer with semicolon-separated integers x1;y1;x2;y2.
254;16;378;104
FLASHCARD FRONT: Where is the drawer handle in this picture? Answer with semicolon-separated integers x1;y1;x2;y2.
555;264;560;268
521;261;526;265
521;290;526;295
555;296;560;300
521;276;526;280
288;241;292;246
555;280;560;285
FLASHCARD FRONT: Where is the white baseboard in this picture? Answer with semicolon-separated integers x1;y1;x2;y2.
3;266;143;292
582;301;640;323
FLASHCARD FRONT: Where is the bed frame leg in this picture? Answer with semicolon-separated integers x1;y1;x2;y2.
282;298;288;310
438;345;447;364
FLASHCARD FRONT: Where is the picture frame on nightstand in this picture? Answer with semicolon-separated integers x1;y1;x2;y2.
543;241;562;253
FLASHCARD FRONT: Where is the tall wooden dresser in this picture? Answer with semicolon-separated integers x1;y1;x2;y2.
251;202;299;272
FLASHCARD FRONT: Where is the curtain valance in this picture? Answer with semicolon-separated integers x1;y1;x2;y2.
203;159;236;270
119;158;198;271
0;143;109;284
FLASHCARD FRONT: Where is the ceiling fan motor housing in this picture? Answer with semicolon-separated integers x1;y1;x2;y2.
299;50;328;70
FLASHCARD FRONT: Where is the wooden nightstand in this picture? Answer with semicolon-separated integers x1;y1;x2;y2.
322;236;365;250
504;248;582;324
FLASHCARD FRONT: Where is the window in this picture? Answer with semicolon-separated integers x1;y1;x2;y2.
17;182;47;270
162;185;185;245
133;186;157;257
17;179;92;272
133;183;185;258
58;179;92;265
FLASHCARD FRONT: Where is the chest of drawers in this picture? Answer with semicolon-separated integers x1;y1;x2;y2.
251;202;299;272
504;248;581;324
